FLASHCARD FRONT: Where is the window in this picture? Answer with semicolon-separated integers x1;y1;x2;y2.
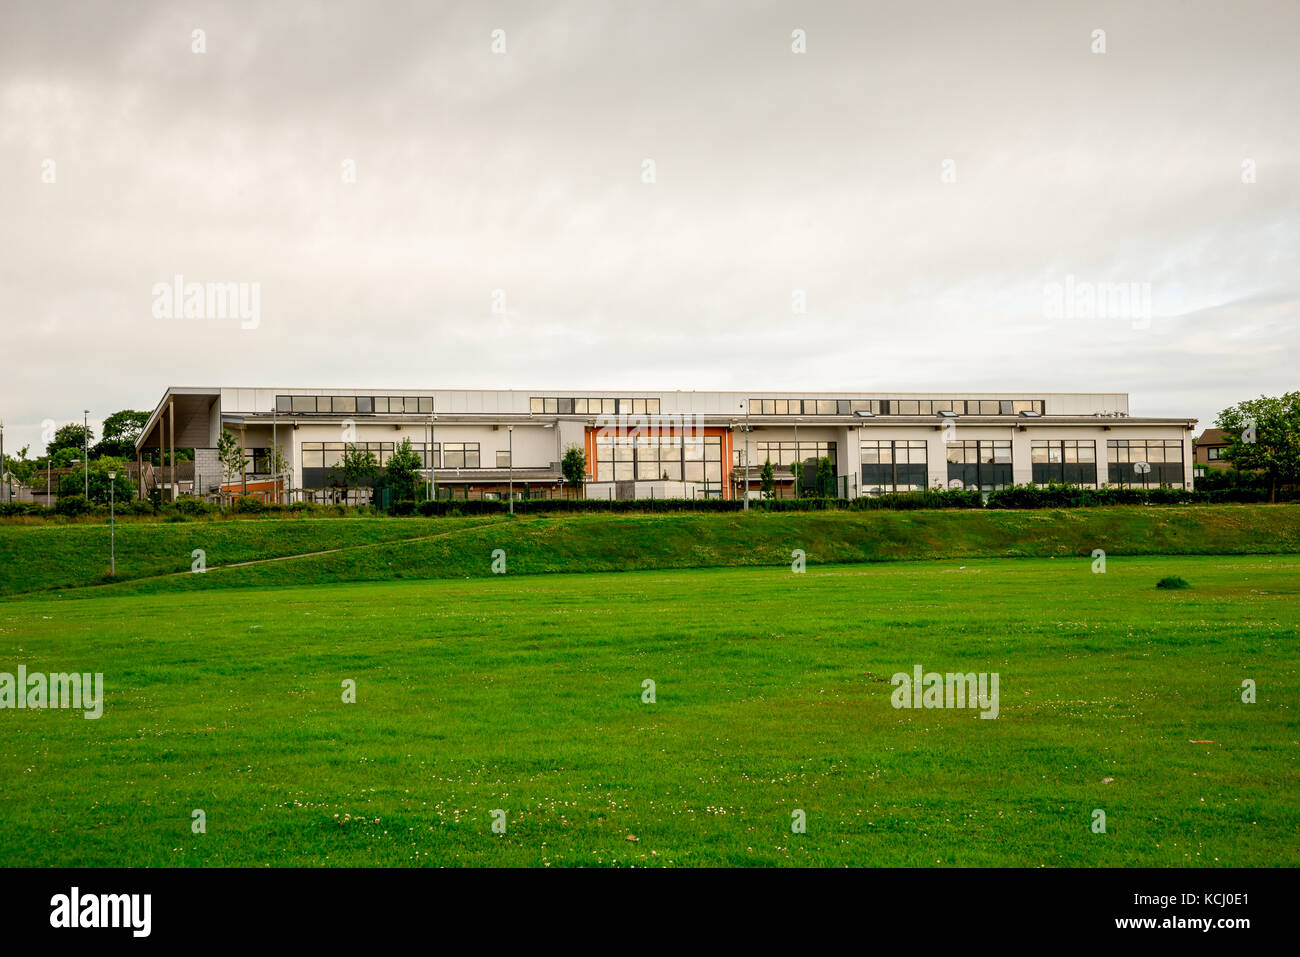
861;440;928;493
596;432;724;484
946;440;1013;490
292;396;316;413
1031;440;1097;485
356;396;373;414
443;443;480;469
496;450;511;468
747;441;837;491
1107;439;1184;486
532;397;661;416
1207;447;1226;461
333;396;356;413
275;396;292;413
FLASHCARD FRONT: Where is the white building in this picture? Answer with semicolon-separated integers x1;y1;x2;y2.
133;388;1197;502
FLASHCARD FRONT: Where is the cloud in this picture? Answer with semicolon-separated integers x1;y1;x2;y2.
0;0;1296;447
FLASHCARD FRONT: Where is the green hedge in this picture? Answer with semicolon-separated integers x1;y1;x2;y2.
3;484;1292;522
405;485;1293;516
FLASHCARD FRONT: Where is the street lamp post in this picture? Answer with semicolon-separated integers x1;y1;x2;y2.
0;419;6;504
508;425;514;515
83;410;90;497
793;418;800;499
432;413;438;502
108;470;117;575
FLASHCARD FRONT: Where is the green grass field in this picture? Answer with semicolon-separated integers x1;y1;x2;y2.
2;547;1296;867
2;504;1298;598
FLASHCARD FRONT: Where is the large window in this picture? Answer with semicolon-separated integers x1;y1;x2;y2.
747;441;837;470
1107;439;1184;486
1031;440;1097;485
748;399;880;416
278;395;433;415
443;443;480;469
946;440;1013;490
861;440;928;493
596;433;722;483
531;397;661;415
745;398;1045;416
301;442;399;469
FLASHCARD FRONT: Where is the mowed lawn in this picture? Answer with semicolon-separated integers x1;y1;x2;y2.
0;554;1296;867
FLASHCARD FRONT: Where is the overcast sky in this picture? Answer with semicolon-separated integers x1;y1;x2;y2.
1;0;1296;452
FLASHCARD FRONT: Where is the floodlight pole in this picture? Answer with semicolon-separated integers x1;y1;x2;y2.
0;420;6;504
508;425;514;515
83;410;90;497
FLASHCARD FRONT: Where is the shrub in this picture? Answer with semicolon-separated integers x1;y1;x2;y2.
172;497;217;517
0;502;51;518
1156;576;1191;589
232;496;265;514
55;494;95;517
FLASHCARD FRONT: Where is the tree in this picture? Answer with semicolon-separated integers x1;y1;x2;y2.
760;458;775;500
57;457;135;504
1216;392;1300;502
2;445;36;487
335;444;379;504
217;429;247;490
384;439;422;504
561;444;587;499
817;456;835;498
93;410;150;459
47;423;94;459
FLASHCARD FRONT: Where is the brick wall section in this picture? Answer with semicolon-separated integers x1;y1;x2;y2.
193;448;221;494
